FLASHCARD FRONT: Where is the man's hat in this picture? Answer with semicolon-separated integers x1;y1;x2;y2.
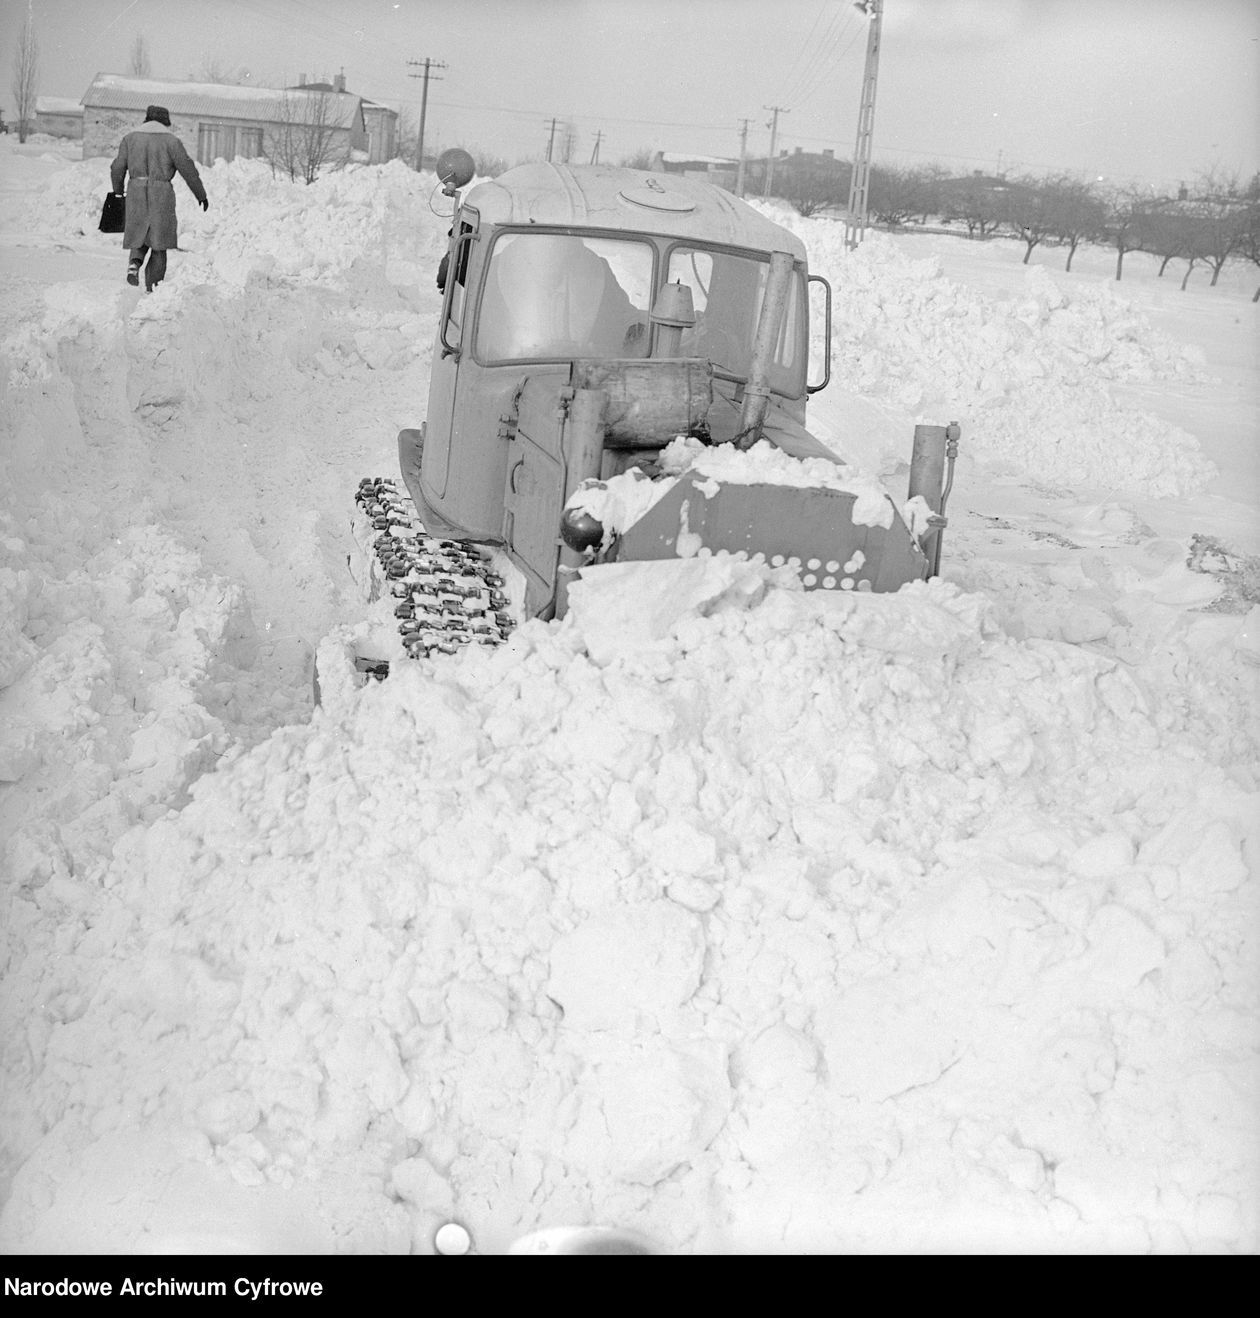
144;105;171;126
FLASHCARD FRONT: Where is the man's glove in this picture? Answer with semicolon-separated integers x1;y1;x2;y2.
199;198;209;211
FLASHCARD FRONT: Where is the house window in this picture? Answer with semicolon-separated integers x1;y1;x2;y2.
238;127;263;159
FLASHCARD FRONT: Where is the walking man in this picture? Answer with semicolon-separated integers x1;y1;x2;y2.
110;105;208;292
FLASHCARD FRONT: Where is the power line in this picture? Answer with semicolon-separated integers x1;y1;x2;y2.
784;10;855;110
792;13;865;109
427;97;733;132
777;1;838;107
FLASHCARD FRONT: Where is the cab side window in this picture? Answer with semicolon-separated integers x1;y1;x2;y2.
444;220;475;332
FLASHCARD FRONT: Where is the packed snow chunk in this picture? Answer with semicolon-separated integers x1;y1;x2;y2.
0;1123;408;1254
547;902;706;1031
816;978;963;1103
1078;904;1166;992
566;554;794;665
563;1035;731;1186
806;577;993;663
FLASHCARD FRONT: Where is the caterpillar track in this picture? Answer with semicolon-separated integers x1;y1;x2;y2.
353;476;517;677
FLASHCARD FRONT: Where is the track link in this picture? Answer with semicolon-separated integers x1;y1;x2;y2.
355;476;516;675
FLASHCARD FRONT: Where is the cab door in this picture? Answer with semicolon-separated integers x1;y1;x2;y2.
421;212;477;499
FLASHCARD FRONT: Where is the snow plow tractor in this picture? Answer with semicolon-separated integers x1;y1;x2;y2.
348;149;959;673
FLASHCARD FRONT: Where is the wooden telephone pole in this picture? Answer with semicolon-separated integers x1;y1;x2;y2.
736;118;751;198
762;105;788;200
844;0;883;248
590;130;603;164
406;57;447;173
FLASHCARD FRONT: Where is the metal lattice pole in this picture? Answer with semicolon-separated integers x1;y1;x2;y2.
844;0;883;249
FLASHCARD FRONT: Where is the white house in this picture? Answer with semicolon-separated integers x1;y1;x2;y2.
80;73;368;166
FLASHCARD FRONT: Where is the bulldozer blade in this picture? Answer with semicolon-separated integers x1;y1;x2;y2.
610;473;929;593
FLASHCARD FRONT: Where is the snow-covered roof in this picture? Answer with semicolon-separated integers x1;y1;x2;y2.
466;162;808;257
81;73;362;129
35;96;84;115
658;152;737;166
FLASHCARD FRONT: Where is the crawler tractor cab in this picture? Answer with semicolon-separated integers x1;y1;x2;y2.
353;152;958;665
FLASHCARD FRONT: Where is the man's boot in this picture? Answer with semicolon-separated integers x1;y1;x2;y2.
126;257;141;287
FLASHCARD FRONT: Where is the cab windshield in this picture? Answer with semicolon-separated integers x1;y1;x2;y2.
476;232;654;362
666;245;806;396
473;230;807;397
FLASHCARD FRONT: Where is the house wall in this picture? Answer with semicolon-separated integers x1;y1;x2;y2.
34;111;83;139
363;107;397;165
84;107;355;168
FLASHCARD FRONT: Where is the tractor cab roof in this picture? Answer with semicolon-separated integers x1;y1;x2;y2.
464;162;808;261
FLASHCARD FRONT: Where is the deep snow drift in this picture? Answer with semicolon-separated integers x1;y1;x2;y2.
0;141;1256;1255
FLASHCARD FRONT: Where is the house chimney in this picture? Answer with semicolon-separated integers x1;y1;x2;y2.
822;148;834;159
334;70;346;93
794;145;802;155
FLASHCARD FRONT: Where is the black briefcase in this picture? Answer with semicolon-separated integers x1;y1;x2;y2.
98;191;125;233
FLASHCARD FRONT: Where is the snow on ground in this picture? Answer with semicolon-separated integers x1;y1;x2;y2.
0;138;1256;1255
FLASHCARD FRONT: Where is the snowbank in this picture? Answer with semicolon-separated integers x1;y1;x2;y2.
756;204;1216;497
1;139;1255;1255
4;563;1256;1254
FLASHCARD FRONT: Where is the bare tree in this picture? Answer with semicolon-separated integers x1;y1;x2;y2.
619;147;654;170
1104;186;1155;281
265;90;348;185
909;164;950;225
129;35;151;78
941;175;1011;239
392;106;418;164
1237;173;1260;302
1141;202;1198;278
1187;167;1250;287
469;146;507;178
1006;176;1058;263
1042;176;1107;272
868;164;925;228
781;158;848;217
191;57;247;85
12;9;39;144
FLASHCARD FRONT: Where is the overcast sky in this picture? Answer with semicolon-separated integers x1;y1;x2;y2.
4;0;1257;188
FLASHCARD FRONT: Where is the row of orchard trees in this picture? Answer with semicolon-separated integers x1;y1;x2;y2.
781;158;1260;297
896;166;1260;296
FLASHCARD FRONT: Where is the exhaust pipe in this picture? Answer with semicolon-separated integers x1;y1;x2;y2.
735;250;795;450
908;421;960;577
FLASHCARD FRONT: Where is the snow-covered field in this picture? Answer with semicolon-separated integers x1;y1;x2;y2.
0;135;1256;1255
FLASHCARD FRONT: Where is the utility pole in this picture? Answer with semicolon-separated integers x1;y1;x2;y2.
763;105;788;200
844;0;883;249
406;57;447;173
590;130;603;165
544;117;559;162
736;118;751;198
